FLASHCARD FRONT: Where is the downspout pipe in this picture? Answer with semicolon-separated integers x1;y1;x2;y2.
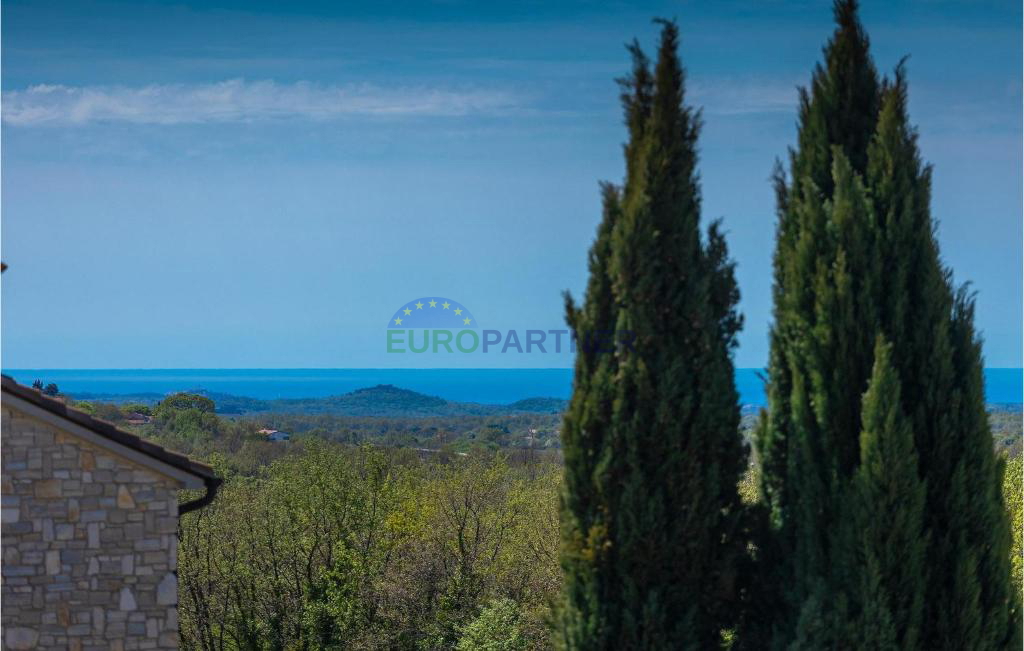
178;475;223;516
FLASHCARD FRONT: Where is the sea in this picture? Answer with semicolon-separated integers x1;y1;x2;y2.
3;368;1021;407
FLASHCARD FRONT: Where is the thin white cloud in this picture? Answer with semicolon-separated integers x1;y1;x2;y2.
690;78;799;116
2;79;524;126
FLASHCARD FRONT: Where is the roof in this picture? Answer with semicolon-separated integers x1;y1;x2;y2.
1;375;218;484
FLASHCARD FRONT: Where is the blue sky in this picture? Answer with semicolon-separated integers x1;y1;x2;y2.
2;0;1020;369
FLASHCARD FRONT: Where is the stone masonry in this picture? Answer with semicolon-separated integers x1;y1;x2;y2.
2;404;181;650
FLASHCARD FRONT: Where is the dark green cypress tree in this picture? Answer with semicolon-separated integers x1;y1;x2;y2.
558;40;648;649
869;68;1021;651
756;0;880;568
755;1;1021;648
932;288;1021;650
753;4;881;646
847;336;927;650
558;20;746;649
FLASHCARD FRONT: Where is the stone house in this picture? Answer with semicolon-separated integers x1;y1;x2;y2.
1;376;221;650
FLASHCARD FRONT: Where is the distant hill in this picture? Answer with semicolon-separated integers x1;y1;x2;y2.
271;384;450;417
266;385;569;417
68;384;569;418
188;390;268;414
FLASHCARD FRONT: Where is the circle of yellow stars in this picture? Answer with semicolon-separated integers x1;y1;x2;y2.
393;300;471;326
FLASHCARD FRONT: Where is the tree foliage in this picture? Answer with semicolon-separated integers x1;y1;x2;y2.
178;444;560;650
158;392;216;414
558;19;746;649
457;599;530;651
845;337;927;649
754;1;1020;647
1003;455;1023;597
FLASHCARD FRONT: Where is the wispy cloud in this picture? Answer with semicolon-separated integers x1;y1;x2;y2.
690;78;799;116
2;79;524;126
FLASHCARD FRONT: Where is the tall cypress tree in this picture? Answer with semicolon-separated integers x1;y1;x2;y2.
870;68;1021;651
756;0;880;560
754;3;881;645
756;1;1020;648
558;20;746;649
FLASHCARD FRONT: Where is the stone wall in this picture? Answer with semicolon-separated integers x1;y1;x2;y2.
2;404;181;650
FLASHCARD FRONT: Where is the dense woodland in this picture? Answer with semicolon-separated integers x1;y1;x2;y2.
177;445;561;650
54;386;1020;650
